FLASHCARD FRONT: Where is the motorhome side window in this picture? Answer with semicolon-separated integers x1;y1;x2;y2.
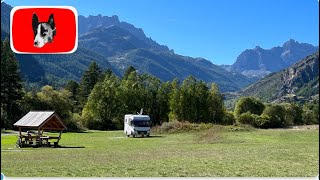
132;120;150;127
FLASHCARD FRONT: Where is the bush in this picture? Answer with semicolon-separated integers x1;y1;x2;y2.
252;114;271;128
260;104;286;128
222;111;235;125
152;120;213;134
67;113;86;131
283;103;302;126
251;103;306;128
234;97;265;117
303;102;319;125
237;112;255;125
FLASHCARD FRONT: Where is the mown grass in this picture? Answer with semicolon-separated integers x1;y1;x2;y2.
1;126;319;177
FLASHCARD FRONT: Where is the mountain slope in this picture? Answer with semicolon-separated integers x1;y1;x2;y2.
1;2;251;92
226;40;318;78
1;2;10;34
78;14;170;52
79;26;150;57
240;51;319;102
107;49;252;92
33;47;120;84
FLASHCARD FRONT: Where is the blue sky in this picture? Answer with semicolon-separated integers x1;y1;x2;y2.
4;0;319;65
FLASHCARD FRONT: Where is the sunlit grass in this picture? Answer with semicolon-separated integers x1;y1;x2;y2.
1;126;318;177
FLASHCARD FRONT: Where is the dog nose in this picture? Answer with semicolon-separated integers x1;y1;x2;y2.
34;41;38;46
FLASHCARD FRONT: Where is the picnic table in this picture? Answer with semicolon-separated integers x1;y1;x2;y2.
18;134;61;147
13;111;67;148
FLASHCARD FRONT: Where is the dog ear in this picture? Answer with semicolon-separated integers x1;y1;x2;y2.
32;13;38;31
48;13;55;29
52;28;56;37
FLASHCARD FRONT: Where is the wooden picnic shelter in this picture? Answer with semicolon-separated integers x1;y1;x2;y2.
14;111;67;147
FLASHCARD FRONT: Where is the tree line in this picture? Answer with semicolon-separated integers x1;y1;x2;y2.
1;39;319;130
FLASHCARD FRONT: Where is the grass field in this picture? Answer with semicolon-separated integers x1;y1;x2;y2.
1;126;319;177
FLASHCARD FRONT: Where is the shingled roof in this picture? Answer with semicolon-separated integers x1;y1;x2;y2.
14;111;67;130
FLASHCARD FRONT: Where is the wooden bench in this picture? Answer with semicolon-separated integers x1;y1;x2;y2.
39;136;60;147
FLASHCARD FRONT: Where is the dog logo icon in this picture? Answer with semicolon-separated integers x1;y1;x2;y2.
10;6;78;54
32;13;56;48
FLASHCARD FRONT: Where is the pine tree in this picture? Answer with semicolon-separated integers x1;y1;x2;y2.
1;39;24;129
78;61;102;109
82;73;121;130
208;83;225;124
169;78;181;121
123;66;136;80
64;80;80;112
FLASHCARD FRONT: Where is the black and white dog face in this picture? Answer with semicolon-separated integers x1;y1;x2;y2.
32;13;56;48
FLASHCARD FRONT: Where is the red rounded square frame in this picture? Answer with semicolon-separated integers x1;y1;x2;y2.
10;6;78;54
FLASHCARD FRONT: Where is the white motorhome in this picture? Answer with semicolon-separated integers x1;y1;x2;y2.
124;114;151;137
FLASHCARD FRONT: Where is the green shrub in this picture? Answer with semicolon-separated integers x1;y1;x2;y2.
237;112;255;125
234;97;265;117
303;102;319;125
252;114;271;128
222;111;236;125
261;105;285;128
152;120;213;133
283;103;302;126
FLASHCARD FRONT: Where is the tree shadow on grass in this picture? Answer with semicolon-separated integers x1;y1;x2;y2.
146;135;165;138
63;131;91;134
57;146;85;148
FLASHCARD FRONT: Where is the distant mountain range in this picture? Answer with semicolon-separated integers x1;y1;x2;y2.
240;51;319;103
1;2;253;92
222;40;318;79
78;15;171;52
107;49;251;91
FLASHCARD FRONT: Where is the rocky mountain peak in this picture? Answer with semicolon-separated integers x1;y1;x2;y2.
282;39;300;50
254;46;263;50
227;39;318;79
241;51;319;102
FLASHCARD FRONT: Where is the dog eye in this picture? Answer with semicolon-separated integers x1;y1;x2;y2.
42;30;48;36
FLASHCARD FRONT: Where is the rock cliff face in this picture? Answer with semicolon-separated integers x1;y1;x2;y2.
280;52;319;95
225;39;318;79
240;51;319;102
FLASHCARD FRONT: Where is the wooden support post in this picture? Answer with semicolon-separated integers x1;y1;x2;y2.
57;130;62;144
38;128;41;146
18;127;22;147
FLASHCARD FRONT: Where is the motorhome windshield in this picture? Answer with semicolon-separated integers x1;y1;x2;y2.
131;120;150;127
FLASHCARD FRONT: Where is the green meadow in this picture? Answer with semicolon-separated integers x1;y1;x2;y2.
1;126;319;177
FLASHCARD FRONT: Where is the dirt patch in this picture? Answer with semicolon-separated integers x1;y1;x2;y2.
197;127;222;144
